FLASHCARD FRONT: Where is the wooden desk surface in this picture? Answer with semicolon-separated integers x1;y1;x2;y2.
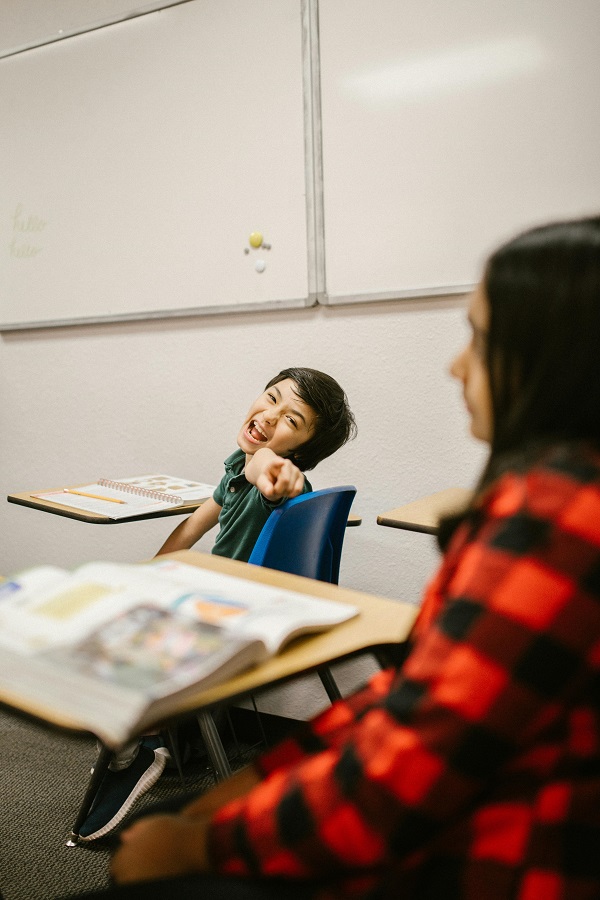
6;486;206;524
377;487;472;535
7;488;362;527
0;550;417;738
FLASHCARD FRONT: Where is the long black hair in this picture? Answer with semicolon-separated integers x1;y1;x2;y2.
439;215;600;548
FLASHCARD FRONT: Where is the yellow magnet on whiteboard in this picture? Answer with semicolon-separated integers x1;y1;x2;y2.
249;232;263;248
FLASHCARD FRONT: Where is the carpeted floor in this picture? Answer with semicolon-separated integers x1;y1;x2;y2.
0;709;264;900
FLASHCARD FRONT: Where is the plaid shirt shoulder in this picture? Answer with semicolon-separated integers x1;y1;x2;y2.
209;446;600;900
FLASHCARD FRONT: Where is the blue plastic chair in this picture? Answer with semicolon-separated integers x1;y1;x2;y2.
197;485;357;779
248;485;357;585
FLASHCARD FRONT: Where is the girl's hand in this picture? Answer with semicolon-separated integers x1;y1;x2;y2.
111;814;209;884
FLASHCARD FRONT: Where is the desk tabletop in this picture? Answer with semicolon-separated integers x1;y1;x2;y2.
0;550;417;736
7;488;362;527
377;487;472;535
6;486;208;524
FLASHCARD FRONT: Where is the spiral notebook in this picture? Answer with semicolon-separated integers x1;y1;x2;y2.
33;474;215;520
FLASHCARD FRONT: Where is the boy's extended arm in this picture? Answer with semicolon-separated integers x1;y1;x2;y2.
155;497;221;556
245;447;305;501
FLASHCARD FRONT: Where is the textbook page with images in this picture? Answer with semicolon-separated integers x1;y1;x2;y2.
32;474;216;519
0;559;358;747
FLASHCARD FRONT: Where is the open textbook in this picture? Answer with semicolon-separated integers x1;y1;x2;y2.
32;474;215;519
0;558;358;748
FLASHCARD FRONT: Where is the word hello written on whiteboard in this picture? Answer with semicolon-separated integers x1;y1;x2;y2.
9;203;47;259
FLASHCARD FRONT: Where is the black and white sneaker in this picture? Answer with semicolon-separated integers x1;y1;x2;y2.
78;737;169;842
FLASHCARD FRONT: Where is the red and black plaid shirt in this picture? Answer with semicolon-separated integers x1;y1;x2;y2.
209;444;600;899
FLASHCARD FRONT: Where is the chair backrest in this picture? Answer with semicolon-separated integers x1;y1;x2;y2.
247;486;357;585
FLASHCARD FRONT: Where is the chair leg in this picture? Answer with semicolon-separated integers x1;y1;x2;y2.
197;711;232;782
66;744;112;846
249;694;269;749
318;665;342;703
164;726;187;788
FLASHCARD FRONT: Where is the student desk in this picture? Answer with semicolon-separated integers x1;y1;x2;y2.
6;486;207;524
7;488;362;526
377;487;472;535
0;549;414;734
0;549;411;841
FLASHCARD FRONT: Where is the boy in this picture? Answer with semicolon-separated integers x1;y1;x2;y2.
156;366;357;561
77;367;355;842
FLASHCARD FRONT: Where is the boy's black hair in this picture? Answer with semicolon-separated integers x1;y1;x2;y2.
264;367;356;471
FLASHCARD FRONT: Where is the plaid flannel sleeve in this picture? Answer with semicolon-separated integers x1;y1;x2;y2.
207;465;600;881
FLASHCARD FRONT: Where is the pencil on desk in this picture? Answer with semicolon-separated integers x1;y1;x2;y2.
64;489;126;505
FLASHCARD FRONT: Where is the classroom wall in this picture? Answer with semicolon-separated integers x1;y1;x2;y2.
0;297;486;716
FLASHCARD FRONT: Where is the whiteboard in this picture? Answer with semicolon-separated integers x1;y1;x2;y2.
318;0;600;304
0;0;310;328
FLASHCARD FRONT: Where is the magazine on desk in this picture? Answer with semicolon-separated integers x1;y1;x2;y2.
0;558;358;747
32;474;215;519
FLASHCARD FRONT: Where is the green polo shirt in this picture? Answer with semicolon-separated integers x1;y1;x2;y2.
211;449;312;563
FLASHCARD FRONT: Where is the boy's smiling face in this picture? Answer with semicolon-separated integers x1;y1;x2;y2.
238;378;317;462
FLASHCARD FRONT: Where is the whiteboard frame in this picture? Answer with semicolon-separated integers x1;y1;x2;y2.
0;296;315;333
323;284;472;306
0;0;194;61
303;0;326;305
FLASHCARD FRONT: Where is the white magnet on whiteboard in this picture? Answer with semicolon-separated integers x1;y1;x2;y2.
255;260;266;273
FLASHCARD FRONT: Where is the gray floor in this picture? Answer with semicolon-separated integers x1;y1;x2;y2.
0;709;235;900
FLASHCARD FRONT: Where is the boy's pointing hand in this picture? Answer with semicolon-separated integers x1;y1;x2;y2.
246;448;305;501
